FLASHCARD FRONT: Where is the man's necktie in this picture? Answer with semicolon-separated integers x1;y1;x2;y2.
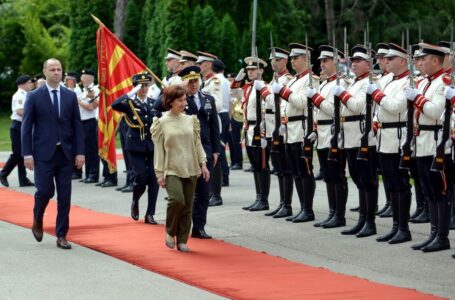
52;90;59;119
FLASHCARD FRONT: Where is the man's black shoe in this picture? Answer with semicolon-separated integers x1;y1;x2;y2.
101;181;117;187
144;214;158;224
19;179;34;187
72;174;82;180
121;185;134;193
95;181;106;186
209;195;223;206
83;178;98;184
0;174;9;187
230;164;242;170
191;229;212;239
116;184;129;191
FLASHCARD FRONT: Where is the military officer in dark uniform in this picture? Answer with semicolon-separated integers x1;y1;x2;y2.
180;66;220;238
111;73;162;224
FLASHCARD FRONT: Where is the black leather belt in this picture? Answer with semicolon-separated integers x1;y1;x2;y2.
265;109;274;114
418;124;442;131
287;115;306;122
341;115;365;122
247;120;256;125
379;121;406;129
317;119;332;125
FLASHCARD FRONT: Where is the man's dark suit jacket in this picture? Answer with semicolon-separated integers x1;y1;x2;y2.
21;84;84;160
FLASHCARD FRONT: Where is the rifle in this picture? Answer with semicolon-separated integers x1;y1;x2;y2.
344;27;351;79
430;22;454;172
399;28;416;170
357;22;373;161
270;32;282;152
302;34;314;160
250;0;262;147
328;30;341;162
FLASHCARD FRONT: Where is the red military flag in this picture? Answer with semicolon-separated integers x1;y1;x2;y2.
94;15;147;173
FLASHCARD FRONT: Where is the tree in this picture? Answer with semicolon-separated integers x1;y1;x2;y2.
217;14;240;73
68;0;115;72
123;0;145;59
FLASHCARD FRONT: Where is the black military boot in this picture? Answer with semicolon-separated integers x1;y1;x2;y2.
323;181;348;228
292;176;315;223
250;169;270;211
286;176;303;221
273;175;293;218
376;191;390;216
411;200;438;250
422;198;451;252
314;182;336;227
131;185;145;221
410;182;424;219
377;192;399;242
342;190;366;235
266;175;285;216
389;190;412;244
379;190;393;218
209;162;223;207
243;171;261;210
410;197;430;223
357;189;378;238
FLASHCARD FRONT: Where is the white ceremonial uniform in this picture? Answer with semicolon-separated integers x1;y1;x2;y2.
341;73;378;149
147;83;161;99
78;85;100;121
281;71;320;144
415;70;446;157
202;73;223;112
215;73;230;113
377;72;393;91
263;72;292;138
315;74;350;149
244;82;264;146
375;72;409;154
11;88;27;122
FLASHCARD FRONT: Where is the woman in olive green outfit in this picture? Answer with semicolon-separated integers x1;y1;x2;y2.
151;85;209;252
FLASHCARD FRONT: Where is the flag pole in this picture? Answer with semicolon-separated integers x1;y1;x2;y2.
91;14;165;87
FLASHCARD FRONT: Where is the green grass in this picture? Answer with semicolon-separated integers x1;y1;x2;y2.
0;114;11;151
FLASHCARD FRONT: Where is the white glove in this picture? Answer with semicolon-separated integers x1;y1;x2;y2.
405;87;419;101
271;82;283;94
261;138;267;149
332;85;345;97
279;124;286;136
305;87;317;99
369;130;376;139
445;87;455;100
367;83;378;95
446;138;453;151
254;80;265;91
127;84;142;98
308;132;317;142
235;68;246;81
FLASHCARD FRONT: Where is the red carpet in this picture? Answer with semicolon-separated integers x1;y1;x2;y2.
0;162;4;168
0;188;445;300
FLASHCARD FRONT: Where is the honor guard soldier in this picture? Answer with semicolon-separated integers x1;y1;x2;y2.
77;68;100;184
306;45;350;228
111;73;162;225
408;45;429;223
405;43;453;252
209;59;231;207
332;45;380;237
227;72;245;170
235;56;271;212
196;51;224;113
178;66;220;238
436;41;453;73
179;50;198;68
375;43;394;218
368;43;413;244
0;75;35;187
255;47;294;218
270;43;319;223
163;48;183;86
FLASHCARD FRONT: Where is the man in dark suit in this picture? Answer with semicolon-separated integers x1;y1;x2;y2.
22;58;85;250
179;66;220;239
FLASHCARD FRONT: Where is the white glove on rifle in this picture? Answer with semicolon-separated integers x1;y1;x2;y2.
445;86;455;100
127;84;142;99
367;83;378;95
254;80;265;91
235;68;246;82
308;132;317;142
405;87;419;101
305;87;317;98
271;82;283;94
446;138;453;151
332;85;345;97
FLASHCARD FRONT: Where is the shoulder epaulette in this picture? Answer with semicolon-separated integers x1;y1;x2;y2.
442;73;452;86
